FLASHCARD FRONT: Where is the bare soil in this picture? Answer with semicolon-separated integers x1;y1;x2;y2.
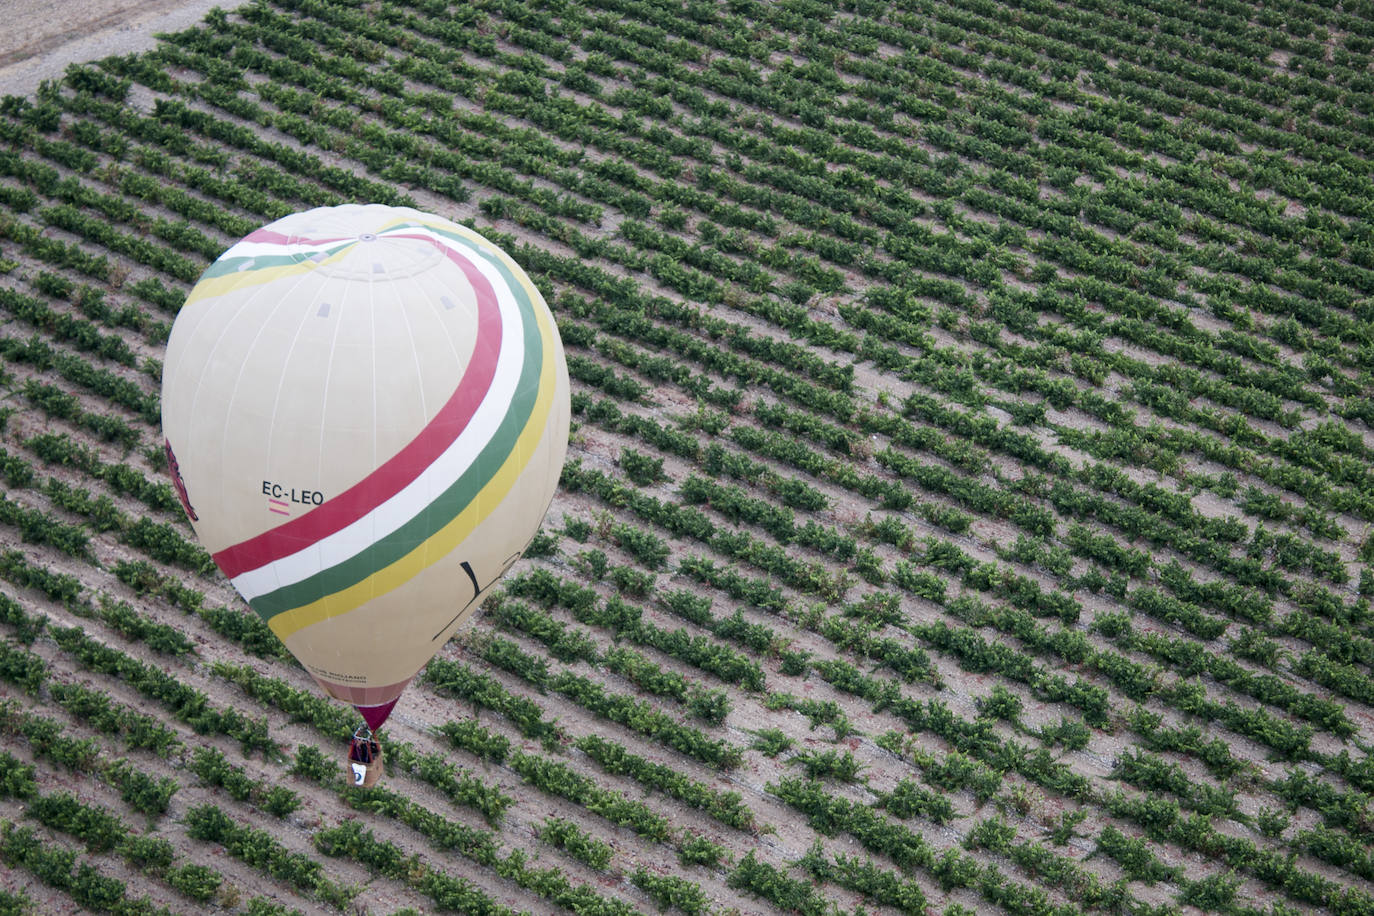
0;0;225;97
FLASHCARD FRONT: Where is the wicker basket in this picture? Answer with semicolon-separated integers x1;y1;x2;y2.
347;729;383;788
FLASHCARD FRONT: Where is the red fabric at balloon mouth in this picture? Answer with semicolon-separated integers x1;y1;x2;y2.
210;240;504;580
311;674;411;730
355;697;400;731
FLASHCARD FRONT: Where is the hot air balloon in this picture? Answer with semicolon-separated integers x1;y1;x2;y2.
161;204;571;785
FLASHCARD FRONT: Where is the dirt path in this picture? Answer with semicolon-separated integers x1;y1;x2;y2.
0;0;226;97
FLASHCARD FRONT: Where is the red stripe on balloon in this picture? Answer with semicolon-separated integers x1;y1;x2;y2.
211;242;504;579
243;229;353;246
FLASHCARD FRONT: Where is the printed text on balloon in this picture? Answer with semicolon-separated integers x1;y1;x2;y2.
261;481;325;505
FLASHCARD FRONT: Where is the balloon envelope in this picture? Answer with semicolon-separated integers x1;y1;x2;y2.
161;204;570;729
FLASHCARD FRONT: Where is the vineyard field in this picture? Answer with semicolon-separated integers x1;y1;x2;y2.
1;1;1374;916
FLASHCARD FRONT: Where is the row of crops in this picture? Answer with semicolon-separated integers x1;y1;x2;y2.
1;0;1373;914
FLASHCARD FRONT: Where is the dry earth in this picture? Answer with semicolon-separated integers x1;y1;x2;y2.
0;0;225;97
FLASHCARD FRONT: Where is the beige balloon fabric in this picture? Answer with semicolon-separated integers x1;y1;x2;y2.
161;204;571;729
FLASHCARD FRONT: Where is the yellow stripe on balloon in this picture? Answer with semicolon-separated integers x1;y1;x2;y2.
182;245;356;306
265;265;557;641
185;216;503;311
374;214;497;252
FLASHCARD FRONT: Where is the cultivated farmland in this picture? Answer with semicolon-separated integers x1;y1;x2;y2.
1;1;1373;915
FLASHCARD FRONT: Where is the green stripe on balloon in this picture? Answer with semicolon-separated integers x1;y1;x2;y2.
244;239;545;624
199;246;352;280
